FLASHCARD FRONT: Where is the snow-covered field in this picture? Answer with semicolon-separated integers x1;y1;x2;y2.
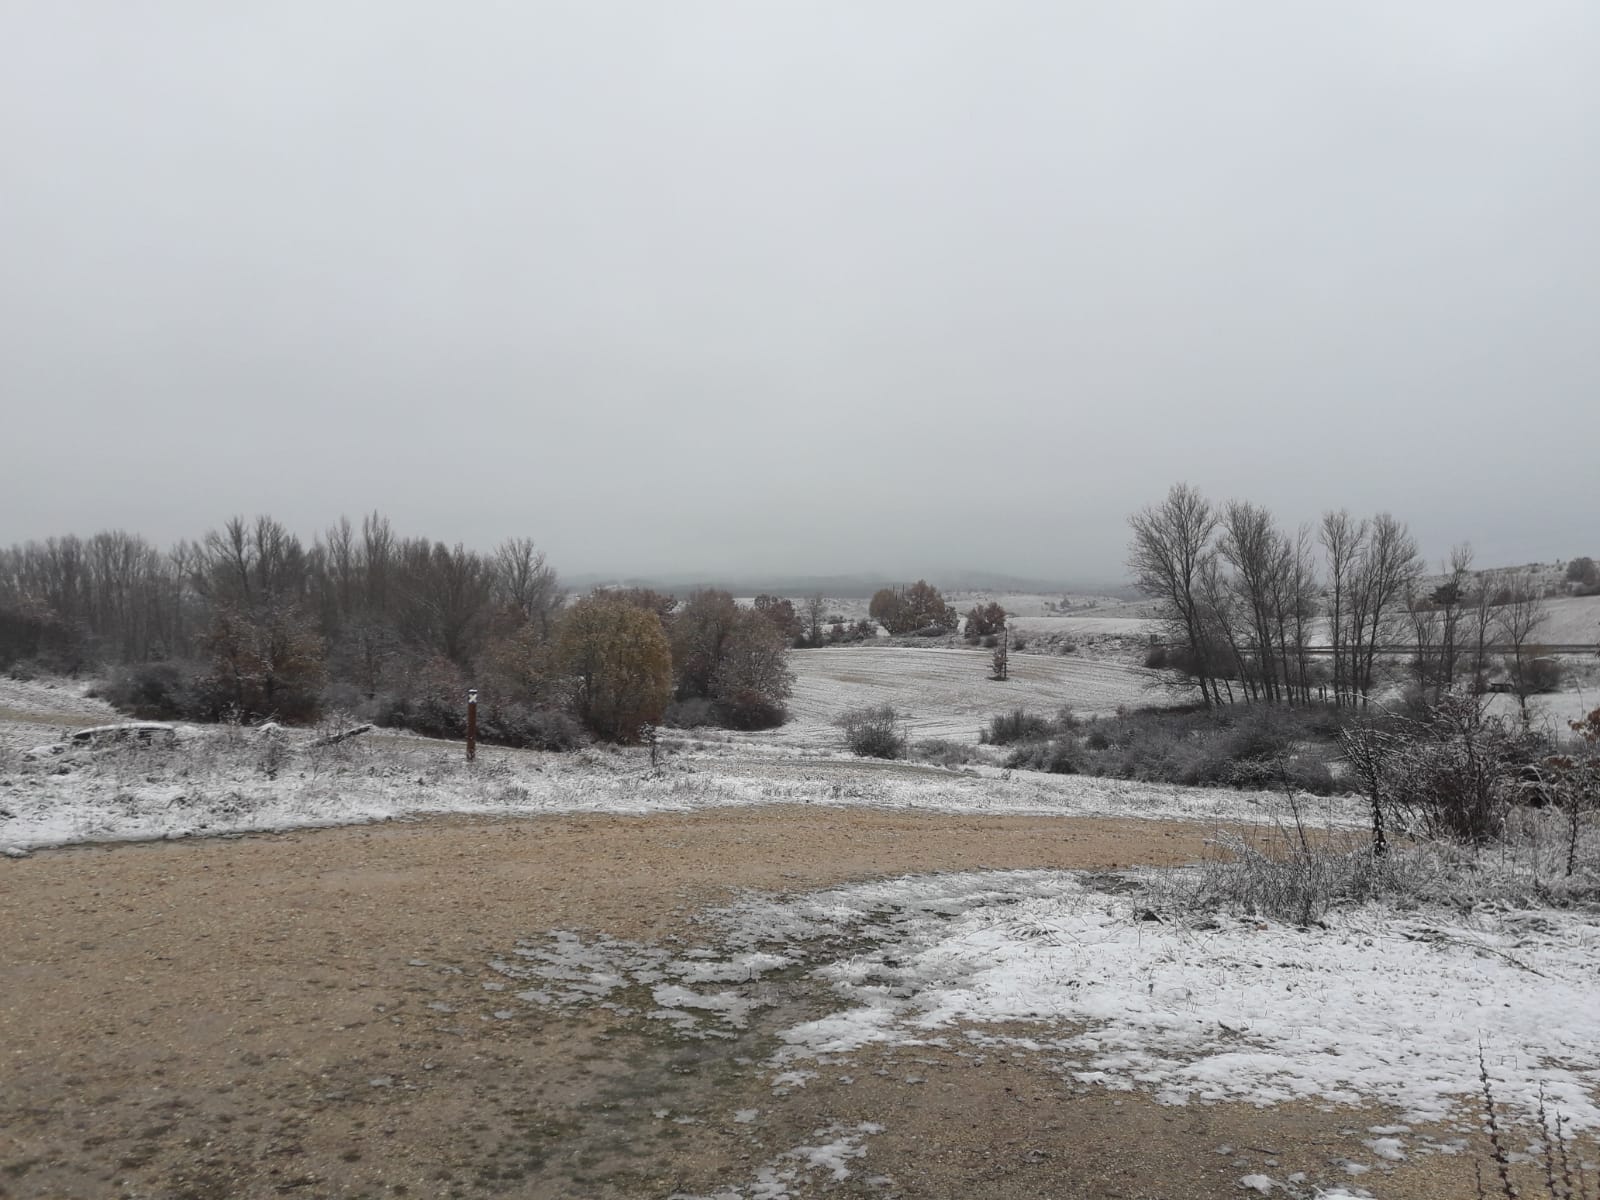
0;716;1363;855
0;670;1346;855
0;675;116;736
779;645;1179;744
1538;594;1600;645
1484;686;1600;731
497;867;1600;1196
942;590;1147;619
1006;613;1160;638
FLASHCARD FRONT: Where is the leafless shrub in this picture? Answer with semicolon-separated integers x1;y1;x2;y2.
1341;695;1554;847
837;704;905;759
305;710;368;779
1150;809;1600;926
1148;829;1403;925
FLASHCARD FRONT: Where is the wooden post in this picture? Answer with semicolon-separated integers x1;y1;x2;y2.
467;688;478;762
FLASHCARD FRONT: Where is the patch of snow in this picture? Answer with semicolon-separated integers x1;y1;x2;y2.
793;1122;882;1181
484;866;1600;1143
683;1122;884;1198
1363;1136;1406;1160
729;871;1600;1133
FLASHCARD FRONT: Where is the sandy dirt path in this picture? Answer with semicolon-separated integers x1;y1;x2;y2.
2;808;1503;1199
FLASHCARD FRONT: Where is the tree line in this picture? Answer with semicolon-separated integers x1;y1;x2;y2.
1129;484;1556;712
0;514;794;744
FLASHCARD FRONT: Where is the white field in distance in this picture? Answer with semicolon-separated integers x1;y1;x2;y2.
779;646;1179;746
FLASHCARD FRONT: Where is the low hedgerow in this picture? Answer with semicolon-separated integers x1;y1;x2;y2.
986;702;1343;795
372;693;581;752
1004;738;1079;774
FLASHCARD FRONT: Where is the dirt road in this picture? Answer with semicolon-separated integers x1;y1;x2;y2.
1;808;1496;1199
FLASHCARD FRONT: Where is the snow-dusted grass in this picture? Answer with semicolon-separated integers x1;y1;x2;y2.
1147;812;1600;925
0;721;1364;854
501;867;1600;1141
779;645;1182;745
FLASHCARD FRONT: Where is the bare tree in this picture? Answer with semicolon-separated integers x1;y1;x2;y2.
1465;567;1502;695
802;593;827;646
493;537;562;638
1128;483;1222;705
323;515;359;626
1287;524;1319;703
1349;513;1421;703
359;511;395;616
394;539;495;665
1196;553;1246;702
1437;544;1473;697
1219;500;1284;702
1404;578;1440;699
1321;510;1368;708
1495;569;1549;721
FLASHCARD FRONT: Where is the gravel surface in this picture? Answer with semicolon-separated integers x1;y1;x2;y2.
0;807;1528;1199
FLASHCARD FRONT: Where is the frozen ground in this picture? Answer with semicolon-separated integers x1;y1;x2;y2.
497;866;1600;1196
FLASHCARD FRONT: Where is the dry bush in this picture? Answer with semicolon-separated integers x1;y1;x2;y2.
837;704;905;759
1150;807;1600;926
1343;696;1552;846
983;708;1052;745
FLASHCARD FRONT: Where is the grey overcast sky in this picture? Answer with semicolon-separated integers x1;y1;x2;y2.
2;2;1597;584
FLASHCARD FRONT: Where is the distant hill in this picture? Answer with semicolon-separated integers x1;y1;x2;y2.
564;570;1140;600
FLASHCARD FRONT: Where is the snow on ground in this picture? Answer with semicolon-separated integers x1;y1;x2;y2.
764;873;1600;1134
1537;594;1600;645
1483;686;1599;732
779;645;1183;744
0;676;117;744
667;1122;886;1200
498;869;1600;1143
0;722;1363;854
